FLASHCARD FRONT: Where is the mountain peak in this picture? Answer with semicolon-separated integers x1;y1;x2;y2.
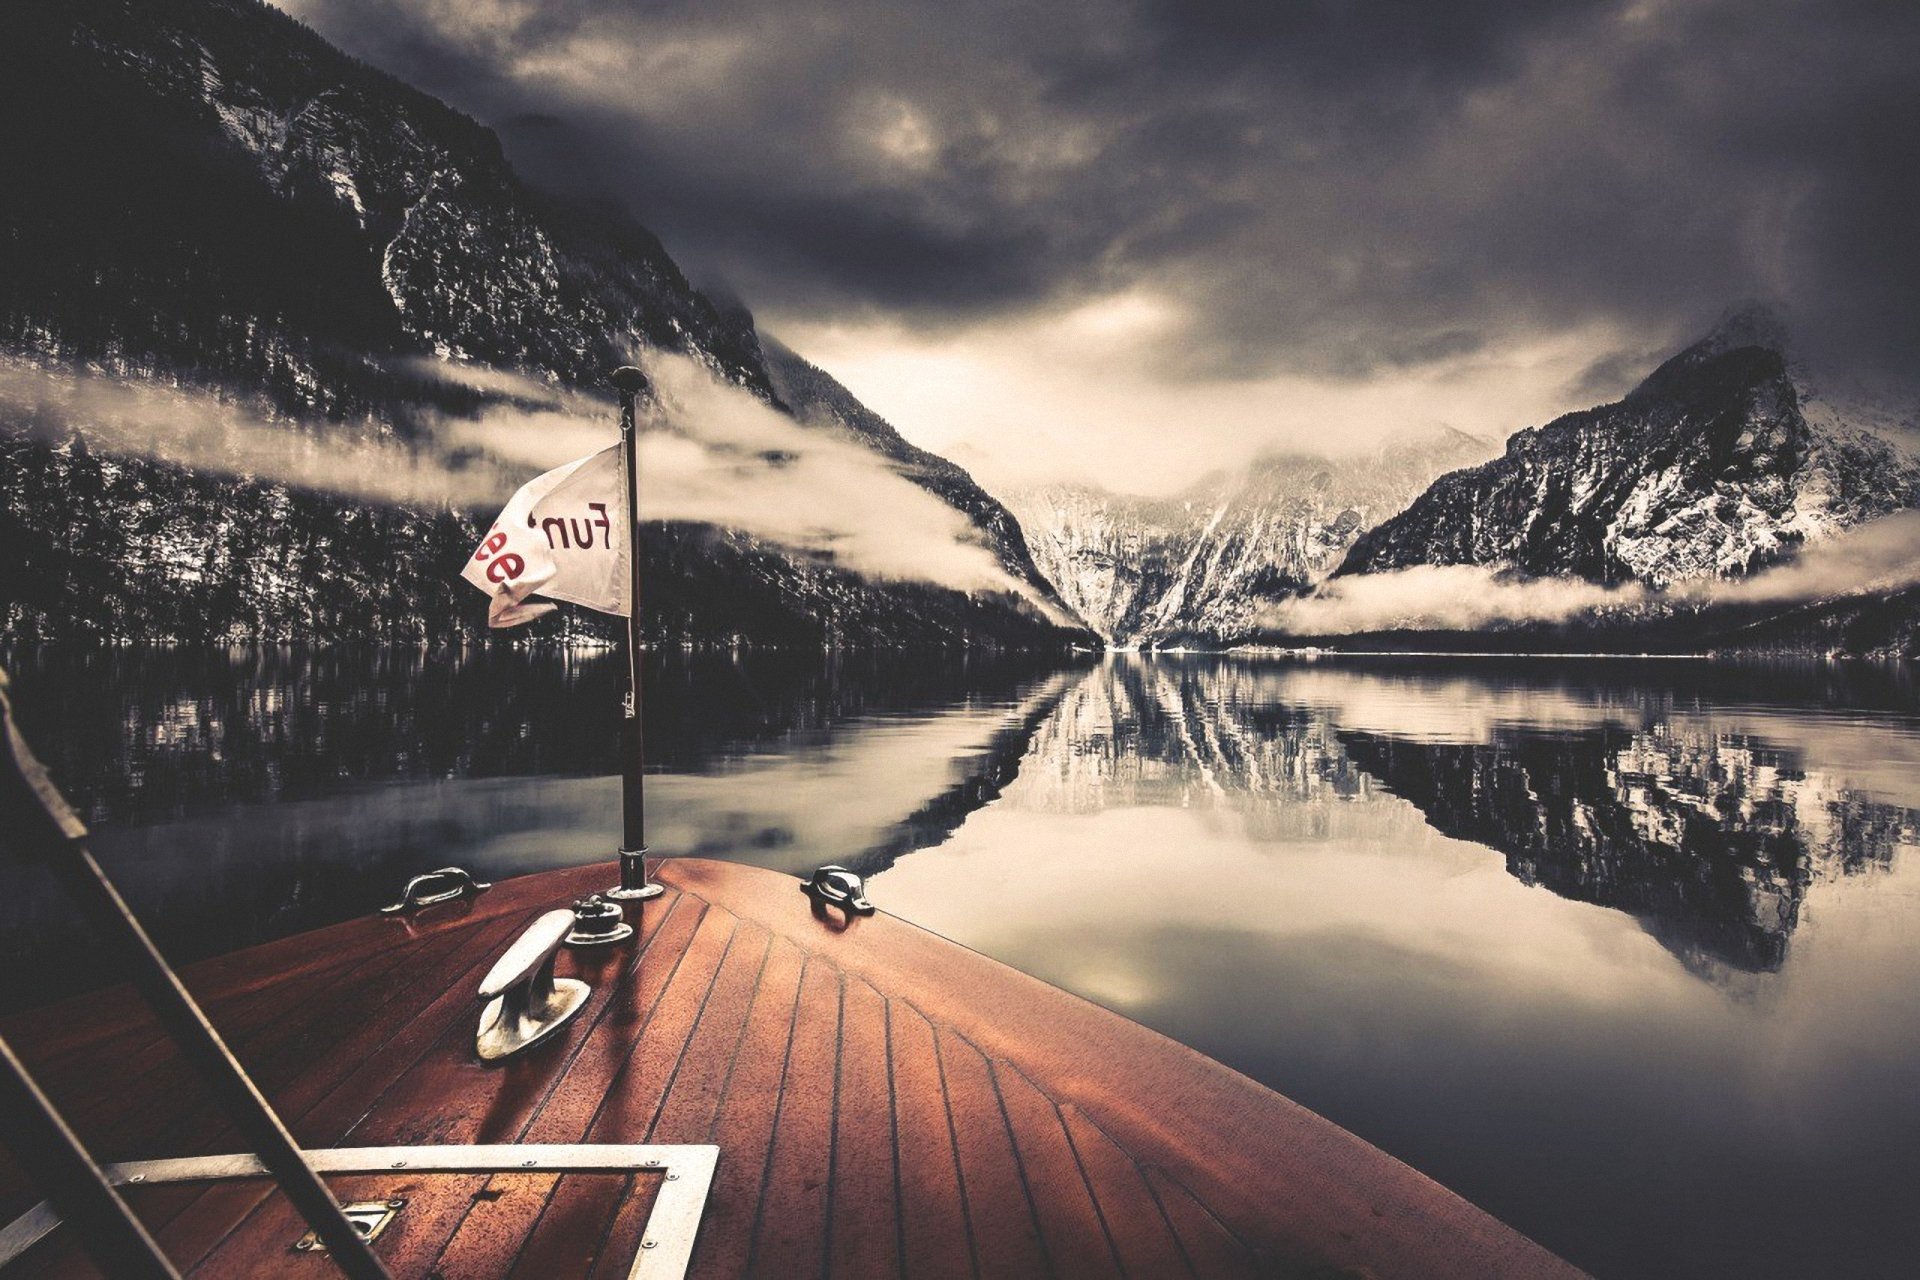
1698;300;1790;358
1624;301;1790;404
1337;301;1919;590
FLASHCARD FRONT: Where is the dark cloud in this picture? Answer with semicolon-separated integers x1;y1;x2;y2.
279;0;1920;388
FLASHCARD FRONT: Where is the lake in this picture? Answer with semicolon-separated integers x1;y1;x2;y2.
4;646;1919;1278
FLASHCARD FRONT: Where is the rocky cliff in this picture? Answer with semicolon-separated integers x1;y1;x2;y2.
1337;308;1920;588
0;0;1083;648
1008;430;1490;646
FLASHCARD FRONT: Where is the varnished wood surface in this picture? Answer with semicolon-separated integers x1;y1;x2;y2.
0;859;1582;1278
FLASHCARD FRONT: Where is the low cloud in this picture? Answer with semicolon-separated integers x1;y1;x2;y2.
0;354;1044;604
1263;511;1920;636
1695;511;1920;606
442;352;1037;599
1263;565;1642;637
0;357;517;506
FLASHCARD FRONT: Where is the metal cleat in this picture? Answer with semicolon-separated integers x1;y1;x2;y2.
801;865;875;915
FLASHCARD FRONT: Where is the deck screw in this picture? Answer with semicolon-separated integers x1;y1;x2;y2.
294;1240;313;1252
643;1240;658;1249
667;1173;679;1181
129;1175;146;1183
388;1198;407;1209
392;1161;407;1168
523;1159;538;1166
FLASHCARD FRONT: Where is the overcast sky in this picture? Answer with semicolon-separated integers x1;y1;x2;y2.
276;0;1919;495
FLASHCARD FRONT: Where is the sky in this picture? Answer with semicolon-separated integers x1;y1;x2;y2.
273;0;1920;495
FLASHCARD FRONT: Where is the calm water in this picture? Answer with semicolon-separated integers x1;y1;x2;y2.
5;647;1920;1278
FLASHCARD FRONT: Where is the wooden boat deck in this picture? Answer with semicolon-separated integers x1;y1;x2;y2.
0;858;1580;1278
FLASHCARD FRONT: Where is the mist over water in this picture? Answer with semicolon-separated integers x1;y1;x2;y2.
3;647;1919;1278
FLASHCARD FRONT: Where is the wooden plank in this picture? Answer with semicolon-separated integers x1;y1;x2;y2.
421;1173;560;1280
744;956;842;1278
887;1001;972;1280
25;946;371;1085
686;935;806;1280
284;910;535;1145
935;1026;1048;1278
71;923;470;1163
505;1172;629;1279
826;976;901;1280
1061;1104;1191;1279
634;923;774;1147
583;1174;664;1280
339;929;642;1149
1143;1164;1261;1280
565;907;737;1146
524;892;707;1145
992;1058;1121;1280
333;1171;489;1280
189;1172;488;1280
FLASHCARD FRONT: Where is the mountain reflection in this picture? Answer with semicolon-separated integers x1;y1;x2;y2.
1339;724;1914;973
998;658;1920;976
5;647;1916;994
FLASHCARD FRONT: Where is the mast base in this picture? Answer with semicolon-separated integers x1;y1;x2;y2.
606;847;664;901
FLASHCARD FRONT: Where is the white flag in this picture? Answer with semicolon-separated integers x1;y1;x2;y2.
462;445;628;628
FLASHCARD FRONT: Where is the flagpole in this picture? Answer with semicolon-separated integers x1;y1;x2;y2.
606;365;662;901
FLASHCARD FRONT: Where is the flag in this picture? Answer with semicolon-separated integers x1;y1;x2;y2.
463;445;628;628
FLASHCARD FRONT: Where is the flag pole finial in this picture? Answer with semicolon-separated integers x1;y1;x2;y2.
607;364;663;902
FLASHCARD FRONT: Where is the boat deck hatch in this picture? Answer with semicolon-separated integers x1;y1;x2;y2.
0;1145;718;1279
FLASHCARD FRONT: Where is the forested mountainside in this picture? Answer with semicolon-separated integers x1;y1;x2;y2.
0;0;1084;648
1008;431;1490;646
1337;308;1920;588
758;337;1063;605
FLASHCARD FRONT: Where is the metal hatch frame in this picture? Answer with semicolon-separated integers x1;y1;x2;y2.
0;1143;718;1279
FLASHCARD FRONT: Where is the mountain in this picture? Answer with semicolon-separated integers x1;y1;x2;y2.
0;0;1083;648
1337;307;1920;588
1700;584;1920;661
758;338;1069;615
1007;430;1491;646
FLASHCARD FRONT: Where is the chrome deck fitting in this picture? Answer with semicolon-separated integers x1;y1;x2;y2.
606;846;665;901
802;865;875;915
379;866;491;914
566;894;633;947
475;910;589;1061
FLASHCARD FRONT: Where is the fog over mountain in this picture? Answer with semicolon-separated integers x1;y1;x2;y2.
0;0;1085;647
1008;429;1493;646
4;0;1917;655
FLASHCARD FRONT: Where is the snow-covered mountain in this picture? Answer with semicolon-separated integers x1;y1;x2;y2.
1007;430;1492;646
0;0;1082;648
1337;307;1920;588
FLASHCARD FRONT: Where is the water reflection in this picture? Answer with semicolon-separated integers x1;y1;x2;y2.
5;648;1920;1277
918;656;1918;978
0;645;1080;998
872;656;1920;1280
1340;723;1913;974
